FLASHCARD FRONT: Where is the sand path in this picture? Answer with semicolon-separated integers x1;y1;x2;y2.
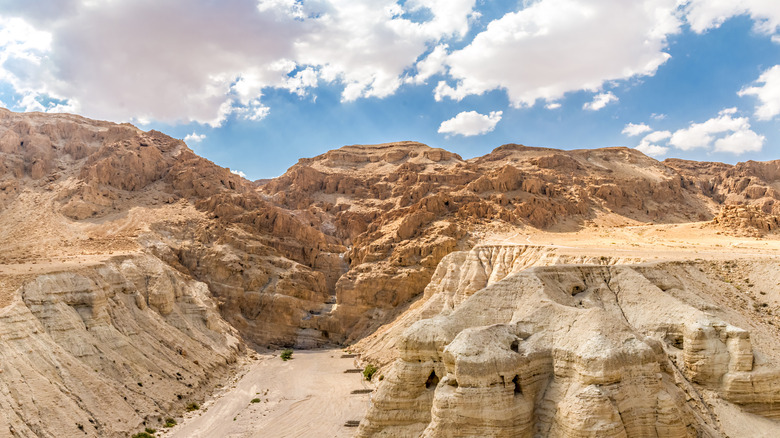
164;349;372;438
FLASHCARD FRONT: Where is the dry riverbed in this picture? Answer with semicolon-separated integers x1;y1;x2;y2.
162;349;372;438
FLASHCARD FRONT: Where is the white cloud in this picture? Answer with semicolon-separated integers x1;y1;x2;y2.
669;108;765;154
293;0;477;102
583;91;618;111
2;0;777;130
635;143;669;157
713;129;765;154
283;67;319;96
685;0;780;39
0;0;477;124
438;110;502;137
230;169;248;178
650;113;667;120
739;64;780;120
635;130;671;157
408;44;449;85
643;130;672;143
545;102;562;110
622;122;652;136
184;132;205;143
435;0;681;107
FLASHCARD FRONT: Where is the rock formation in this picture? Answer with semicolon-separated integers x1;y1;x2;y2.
1;108;780;435
356;247;780;437
0;255;241;437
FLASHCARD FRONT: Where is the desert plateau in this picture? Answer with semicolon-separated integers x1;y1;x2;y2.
0;108;777;437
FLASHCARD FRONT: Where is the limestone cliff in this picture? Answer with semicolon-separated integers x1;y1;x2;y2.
2;108;780;436
356;247;780;437
0;255;241;437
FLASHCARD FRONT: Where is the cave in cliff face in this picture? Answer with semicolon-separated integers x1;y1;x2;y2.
1;110;780;436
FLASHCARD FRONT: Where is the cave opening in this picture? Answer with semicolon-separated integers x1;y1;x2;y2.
425;370;439;389
512;375;522;395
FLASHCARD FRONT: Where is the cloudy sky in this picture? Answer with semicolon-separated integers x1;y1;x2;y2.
1;0;779;179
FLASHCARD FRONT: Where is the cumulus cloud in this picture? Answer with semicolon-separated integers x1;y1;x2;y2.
635;143;669;157
622;122;652;136
739;64;780;120
713;129;765;154
583;91;618;111
669;108;764;154
0;0;477;124
2;0;778;129
685;0;780;39
408;44;449;85
545;102;562;110
630;108;764;156
435;0;681;107
635;130;671;157
184;132;205;143
230;169;248;178
438;110;502;137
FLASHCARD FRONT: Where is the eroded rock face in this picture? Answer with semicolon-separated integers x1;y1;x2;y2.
711;204;780;235
0;108;342;349
0;255;241;437
353;245;642;367
3;109;780;436
357;250;780;437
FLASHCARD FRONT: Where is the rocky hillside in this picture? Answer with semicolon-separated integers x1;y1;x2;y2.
355;246;780;437
1;108;780;435
261;141;780;342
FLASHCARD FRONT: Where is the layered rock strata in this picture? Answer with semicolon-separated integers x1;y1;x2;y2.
0;255;241;437
357;247;780;437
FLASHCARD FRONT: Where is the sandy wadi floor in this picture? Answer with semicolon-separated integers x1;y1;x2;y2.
163;349;373;438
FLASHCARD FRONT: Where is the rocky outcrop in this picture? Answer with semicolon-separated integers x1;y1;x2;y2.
353;245;643;367
666;158;780;216
0;108;343;349
3;108;780;436
260;142;739;344
711;204;780;235
0;255;242;437
357;252;780;437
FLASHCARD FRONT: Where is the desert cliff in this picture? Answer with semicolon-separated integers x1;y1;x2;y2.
1;108;779;436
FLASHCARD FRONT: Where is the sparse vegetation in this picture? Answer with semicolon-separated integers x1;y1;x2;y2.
163;418;177;428
131;432;154;438
251;398;261;403
363;364;378;381
280;349;293;361
186;401;200;411
145;427;157;434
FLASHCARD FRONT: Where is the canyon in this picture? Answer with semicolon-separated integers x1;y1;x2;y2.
0;108;779;437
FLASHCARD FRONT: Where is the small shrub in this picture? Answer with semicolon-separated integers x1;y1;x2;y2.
186;402;199;411
363;364;378;381
280;349;293;361
145;427;157;434
132;433;154;438
163;418;177;428
251;398;261;403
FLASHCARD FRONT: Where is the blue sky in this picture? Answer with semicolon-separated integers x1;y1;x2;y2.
1;1;779;179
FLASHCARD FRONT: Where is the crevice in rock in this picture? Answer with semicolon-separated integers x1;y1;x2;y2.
425;370;439;389
512;375;522;395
